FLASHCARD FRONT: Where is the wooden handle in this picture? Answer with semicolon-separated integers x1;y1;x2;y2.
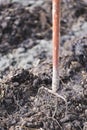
53;0;60;68
52;0;60;92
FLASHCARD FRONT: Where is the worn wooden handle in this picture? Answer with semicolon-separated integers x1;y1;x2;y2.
52;0;60;92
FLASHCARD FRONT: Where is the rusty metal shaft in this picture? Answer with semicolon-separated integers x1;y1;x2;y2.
52;0;60;92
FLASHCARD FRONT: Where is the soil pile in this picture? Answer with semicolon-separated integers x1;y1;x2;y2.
0;36;87;130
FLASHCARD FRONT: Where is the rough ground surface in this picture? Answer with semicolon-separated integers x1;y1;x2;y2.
0;1;87;130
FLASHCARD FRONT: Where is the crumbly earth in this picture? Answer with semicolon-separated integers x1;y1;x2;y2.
0;1;87;130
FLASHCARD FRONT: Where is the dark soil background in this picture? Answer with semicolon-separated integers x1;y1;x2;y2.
0;0;87;130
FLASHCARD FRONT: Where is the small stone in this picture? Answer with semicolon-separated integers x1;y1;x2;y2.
5;16;11;21
1;22;7;29
16;47;25;54
13;82;19;87
11;119;16;125
14;19;20;25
